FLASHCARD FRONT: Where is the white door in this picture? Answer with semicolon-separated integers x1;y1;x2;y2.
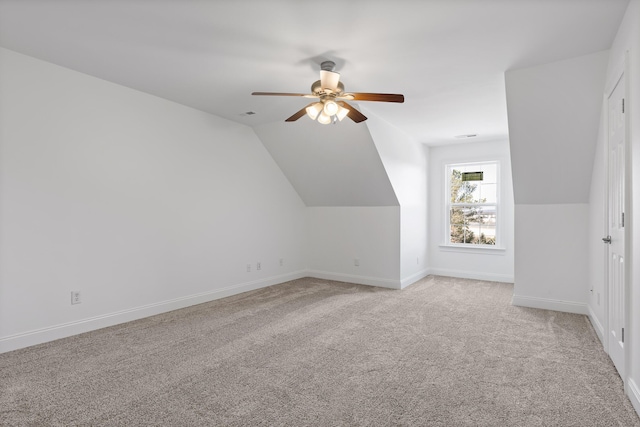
606;74;625;377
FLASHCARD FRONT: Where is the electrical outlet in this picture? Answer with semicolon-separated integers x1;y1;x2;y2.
279;258;284;267
354;258;359;267
246;264;251;273
71;291;81;305
257;262;261;271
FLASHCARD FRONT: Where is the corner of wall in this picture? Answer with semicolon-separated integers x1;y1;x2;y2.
587;304;605;344
511;294;589;315
400;268;431;289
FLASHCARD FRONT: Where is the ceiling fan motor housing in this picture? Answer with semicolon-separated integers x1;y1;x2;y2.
311;80;345;95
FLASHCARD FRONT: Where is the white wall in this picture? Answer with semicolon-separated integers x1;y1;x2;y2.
0;48;308;353
398;205;429;287
513;204;589;314
587;0;640;415
428;140;515;283
364;110;429;287
505;51;609;313
306;207;401;288
506;50;609;204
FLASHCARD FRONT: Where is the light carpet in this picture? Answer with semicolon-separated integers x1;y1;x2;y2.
1;275;639;426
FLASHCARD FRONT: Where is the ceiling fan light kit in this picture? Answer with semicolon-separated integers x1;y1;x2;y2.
305;102;322;120
323;100;339;116
252;60;404;124
305;99;349;124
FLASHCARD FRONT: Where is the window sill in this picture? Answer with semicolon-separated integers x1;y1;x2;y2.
438;244;507;255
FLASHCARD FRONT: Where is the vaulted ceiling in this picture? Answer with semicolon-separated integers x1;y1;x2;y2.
254;119;398;207
506;51;610;205
0;0;629;146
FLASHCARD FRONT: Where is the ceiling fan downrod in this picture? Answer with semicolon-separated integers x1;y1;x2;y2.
320;61;336;72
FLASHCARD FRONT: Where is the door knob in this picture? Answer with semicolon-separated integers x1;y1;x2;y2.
602;236;612;244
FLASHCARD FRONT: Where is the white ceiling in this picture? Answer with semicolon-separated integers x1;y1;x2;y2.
0;0;629;145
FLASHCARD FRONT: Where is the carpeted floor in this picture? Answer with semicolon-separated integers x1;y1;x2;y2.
1;276;638;426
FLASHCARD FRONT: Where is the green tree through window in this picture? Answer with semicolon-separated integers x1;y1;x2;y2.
448;163;497;245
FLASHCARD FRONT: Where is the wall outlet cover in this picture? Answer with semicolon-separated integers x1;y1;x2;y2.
71;291;81;305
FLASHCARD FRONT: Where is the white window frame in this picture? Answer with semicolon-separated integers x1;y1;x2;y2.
443;160;504;252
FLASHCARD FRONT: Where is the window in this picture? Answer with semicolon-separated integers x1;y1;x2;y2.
446;161;499;246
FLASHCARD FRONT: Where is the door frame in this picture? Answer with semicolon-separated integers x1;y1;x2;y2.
602;51;631;387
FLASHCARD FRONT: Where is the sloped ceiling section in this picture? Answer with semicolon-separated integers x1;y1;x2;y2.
505;50;609;205
253;118;398;207
363;107;427;207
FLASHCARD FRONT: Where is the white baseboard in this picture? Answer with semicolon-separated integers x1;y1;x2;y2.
0;270;307;354
628;379;640;419
511;294;589;315
400;268;431;289
587;305;605;344
429;268;514;283
306;270;401;289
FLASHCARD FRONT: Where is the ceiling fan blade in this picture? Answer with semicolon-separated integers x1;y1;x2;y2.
285;104;314;122
252;92;318;98
339;101;368;123
339;93;405;103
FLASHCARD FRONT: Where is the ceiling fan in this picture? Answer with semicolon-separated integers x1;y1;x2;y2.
252;61;404;124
